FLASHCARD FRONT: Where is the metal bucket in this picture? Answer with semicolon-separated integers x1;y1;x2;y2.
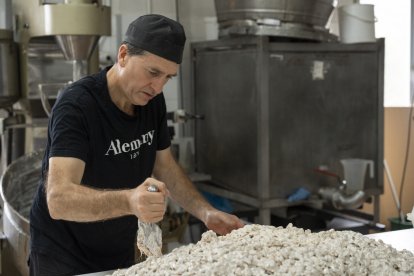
0;29;20;107
214;0;336;41
337;4;376;44
0;150;43;276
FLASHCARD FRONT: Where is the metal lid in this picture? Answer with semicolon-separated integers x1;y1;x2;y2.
0;29;13;40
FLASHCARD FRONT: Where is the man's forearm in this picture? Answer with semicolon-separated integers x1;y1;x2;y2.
47;182;132;222
154;160;214;223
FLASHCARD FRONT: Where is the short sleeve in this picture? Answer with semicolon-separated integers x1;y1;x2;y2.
48;100;89;162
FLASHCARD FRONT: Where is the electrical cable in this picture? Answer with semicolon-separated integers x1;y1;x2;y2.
384;159;404;222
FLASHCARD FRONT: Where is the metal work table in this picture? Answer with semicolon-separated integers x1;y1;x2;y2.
77;270;115;276
366;228;414;253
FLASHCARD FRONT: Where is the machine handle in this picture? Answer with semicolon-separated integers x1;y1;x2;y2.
147;184;159;193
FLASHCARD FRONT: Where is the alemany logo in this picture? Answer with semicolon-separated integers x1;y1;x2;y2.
105;130;155;158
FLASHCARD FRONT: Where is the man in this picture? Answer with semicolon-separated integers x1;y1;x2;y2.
29;14;244;275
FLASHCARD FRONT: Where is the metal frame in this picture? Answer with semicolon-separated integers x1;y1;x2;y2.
190;36;384;225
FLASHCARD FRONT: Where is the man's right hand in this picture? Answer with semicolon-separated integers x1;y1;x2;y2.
129;178;169;223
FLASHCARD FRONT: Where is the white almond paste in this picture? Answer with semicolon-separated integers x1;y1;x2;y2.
113;224;414;275
136;220;162;257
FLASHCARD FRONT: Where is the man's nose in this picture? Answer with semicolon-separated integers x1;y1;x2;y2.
151;78;166;94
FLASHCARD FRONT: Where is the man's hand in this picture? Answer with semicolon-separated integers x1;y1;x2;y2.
129;178;169;223
204;209;245;235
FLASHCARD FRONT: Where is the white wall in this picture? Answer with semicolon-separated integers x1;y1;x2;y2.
332;0;411;107
359;0;411;107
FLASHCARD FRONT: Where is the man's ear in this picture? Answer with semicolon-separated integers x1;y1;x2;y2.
118;45;128;67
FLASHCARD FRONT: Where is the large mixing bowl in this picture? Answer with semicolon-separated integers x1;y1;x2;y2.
215;0;335;27
214;0;336;41
0;150;43;276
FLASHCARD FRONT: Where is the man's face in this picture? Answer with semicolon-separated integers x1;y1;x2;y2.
119;50;178;106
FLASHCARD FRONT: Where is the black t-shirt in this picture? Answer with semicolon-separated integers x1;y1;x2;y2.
29;66;171;273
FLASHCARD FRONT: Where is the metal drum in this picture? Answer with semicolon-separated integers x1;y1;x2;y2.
0;150;43;276
214;0;337;41
0;29;20;107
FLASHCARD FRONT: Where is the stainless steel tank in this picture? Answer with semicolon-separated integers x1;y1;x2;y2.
190;37;384;224
0;29;20;107
0;150;43;276
214;0;336;41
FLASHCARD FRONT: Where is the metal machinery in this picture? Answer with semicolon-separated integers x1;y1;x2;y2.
0;1;111;275
189;0;385;229
1;0;111;172
214;0;337;41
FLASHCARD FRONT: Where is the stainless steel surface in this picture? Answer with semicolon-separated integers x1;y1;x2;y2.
218;20;338;42
27;38;73;97
38;82;68;117
0;150;43;276
42;2;111;37
0;29;20;107
367;228;414;253
11;0;111;117
0;114;26;175
12;0;111;38
214;0;336;41
318;187;365;210
190;37;384;223
215;0;335;26
56;34;100;61
24;37;74;117
256;37;271;224
76;270;116;276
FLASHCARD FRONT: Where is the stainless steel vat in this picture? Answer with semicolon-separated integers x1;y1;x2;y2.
0;29;20;107
215;0;335;27
214;0;336;41
190;37;384;224
0;150;43;276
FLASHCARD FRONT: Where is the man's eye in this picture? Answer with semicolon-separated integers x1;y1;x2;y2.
148;70;158;76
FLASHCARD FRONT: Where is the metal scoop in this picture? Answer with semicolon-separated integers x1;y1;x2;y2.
136;184;163;257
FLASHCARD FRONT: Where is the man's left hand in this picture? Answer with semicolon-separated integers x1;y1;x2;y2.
204;209;245;235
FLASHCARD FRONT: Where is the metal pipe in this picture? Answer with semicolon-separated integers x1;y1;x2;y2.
318;187;365;210
331;190;365;210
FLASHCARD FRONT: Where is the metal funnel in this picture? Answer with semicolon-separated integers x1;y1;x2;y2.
55;34;100;61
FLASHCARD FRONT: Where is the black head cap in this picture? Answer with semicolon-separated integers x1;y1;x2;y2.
124;14;186;64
